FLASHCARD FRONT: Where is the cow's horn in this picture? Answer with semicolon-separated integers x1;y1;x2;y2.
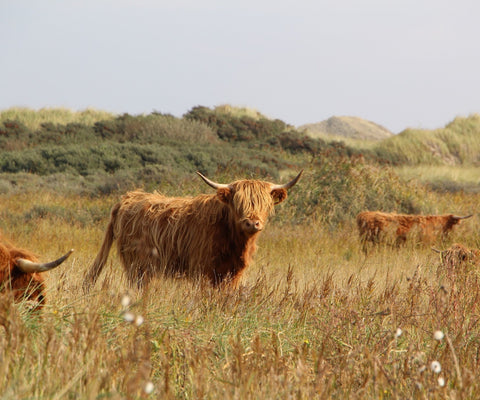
431;247;442;254
453;214;473;220
196;171;230;190
16;249;74;273
270;170;303;190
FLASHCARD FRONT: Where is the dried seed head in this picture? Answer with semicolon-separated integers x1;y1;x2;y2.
135;315;145;326
431;361;442;374
121;295;131;308
434;330;445;341
123;311;135;322
144;381;154;394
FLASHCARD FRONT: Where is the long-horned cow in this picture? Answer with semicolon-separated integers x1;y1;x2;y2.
357;211;472;251
83;171;303;290
0;233;73;309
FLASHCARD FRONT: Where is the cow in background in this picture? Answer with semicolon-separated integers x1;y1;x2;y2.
357;211;472;252
0;233;73;310
83;170;302;290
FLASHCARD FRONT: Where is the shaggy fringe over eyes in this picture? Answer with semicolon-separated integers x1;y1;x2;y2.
231;181;275;220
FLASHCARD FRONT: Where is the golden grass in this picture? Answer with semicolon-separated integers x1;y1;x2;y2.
395;165;480;193
0;107;116;130
373;114;480;166
213;104;268;121
2;191;480;398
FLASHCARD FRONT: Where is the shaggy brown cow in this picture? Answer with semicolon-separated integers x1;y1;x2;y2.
357;211;472;251
83;171;303;290
0;233;73;309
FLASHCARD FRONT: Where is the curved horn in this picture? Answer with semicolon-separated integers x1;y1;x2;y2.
431;247;442;254
453;214;473;220
16;249;74;273
196;171;230;190
270;170;303;191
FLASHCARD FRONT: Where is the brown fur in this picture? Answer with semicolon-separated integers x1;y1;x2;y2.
357;211;467;252
0;234;46;309
84;177;294;290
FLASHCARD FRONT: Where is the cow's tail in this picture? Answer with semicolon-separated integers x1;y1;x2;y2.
83;203;120;293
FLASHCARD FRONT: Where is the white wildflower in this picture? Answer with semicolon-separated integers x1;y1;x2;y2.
144;381;154;394
395;328;403;338
123;311;135;322
121;295;131;308
434;330;445;341
438;376;445;387
135;315;145;326
430;361;442;374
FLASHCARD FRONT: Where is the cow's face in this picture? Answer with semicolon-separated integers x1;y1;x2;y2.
0;238;72;309
0;246;46;308
197;170;302;237
444;214;473;232
9;267;46;307
217;180;288;236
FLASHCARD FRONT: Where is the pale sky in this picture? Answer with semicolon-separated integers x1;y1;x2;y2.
1;0;479;133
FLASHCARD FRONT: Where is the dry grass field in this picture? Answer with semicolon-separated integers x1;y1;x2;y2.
2;189;480;399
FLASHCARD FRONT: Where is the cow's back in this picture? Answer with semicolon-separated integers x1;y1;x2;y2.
113;190;227;280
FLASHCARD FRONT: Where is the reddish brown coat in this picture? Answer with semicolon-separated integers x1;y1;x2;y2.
357;211;471;251
84;172;302;290
0;234;72;309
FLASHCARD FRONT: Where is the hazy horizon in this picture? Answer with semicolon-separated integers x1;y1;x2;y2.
2;0;479;134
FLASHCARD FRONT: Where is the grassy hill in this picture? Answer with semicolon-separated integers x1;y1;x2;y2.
1;106;479;213
373;114;480;165
0;106;439;226
299;116;394;141
298;113;480;193
371;114;480;192
0;107;116;130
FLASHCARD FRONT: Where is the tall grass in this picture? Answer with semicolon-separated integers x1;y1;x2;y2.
2;189;480;399
0;107;116;131
213;104;268;121
395;165;480;193
373;114;480;166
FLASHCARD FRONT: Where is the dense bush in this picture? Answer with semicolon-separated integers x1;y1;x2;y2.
184;106;376;160
184;106;288;142
281;154;431;226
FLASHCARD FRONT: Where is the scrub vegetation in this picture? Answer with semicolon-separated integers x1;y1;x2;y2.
1;106;480;398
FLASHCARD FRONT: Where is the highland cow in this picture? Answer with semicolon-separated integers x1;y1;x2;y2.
83;171;302;290
357;211;472;251
0;233;73;309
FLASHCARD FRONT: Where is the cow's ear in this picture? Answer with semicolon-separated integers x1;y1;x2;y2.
271;188;287;205
216;188;232;204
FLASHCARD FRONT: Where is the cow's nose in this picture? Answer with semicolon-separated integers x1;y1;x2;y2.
243;219;263;233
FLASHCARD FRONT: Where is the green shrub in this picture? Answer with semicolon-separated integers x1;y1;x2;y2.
281;155;431;226
93;113;217;144
184;106;289;142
